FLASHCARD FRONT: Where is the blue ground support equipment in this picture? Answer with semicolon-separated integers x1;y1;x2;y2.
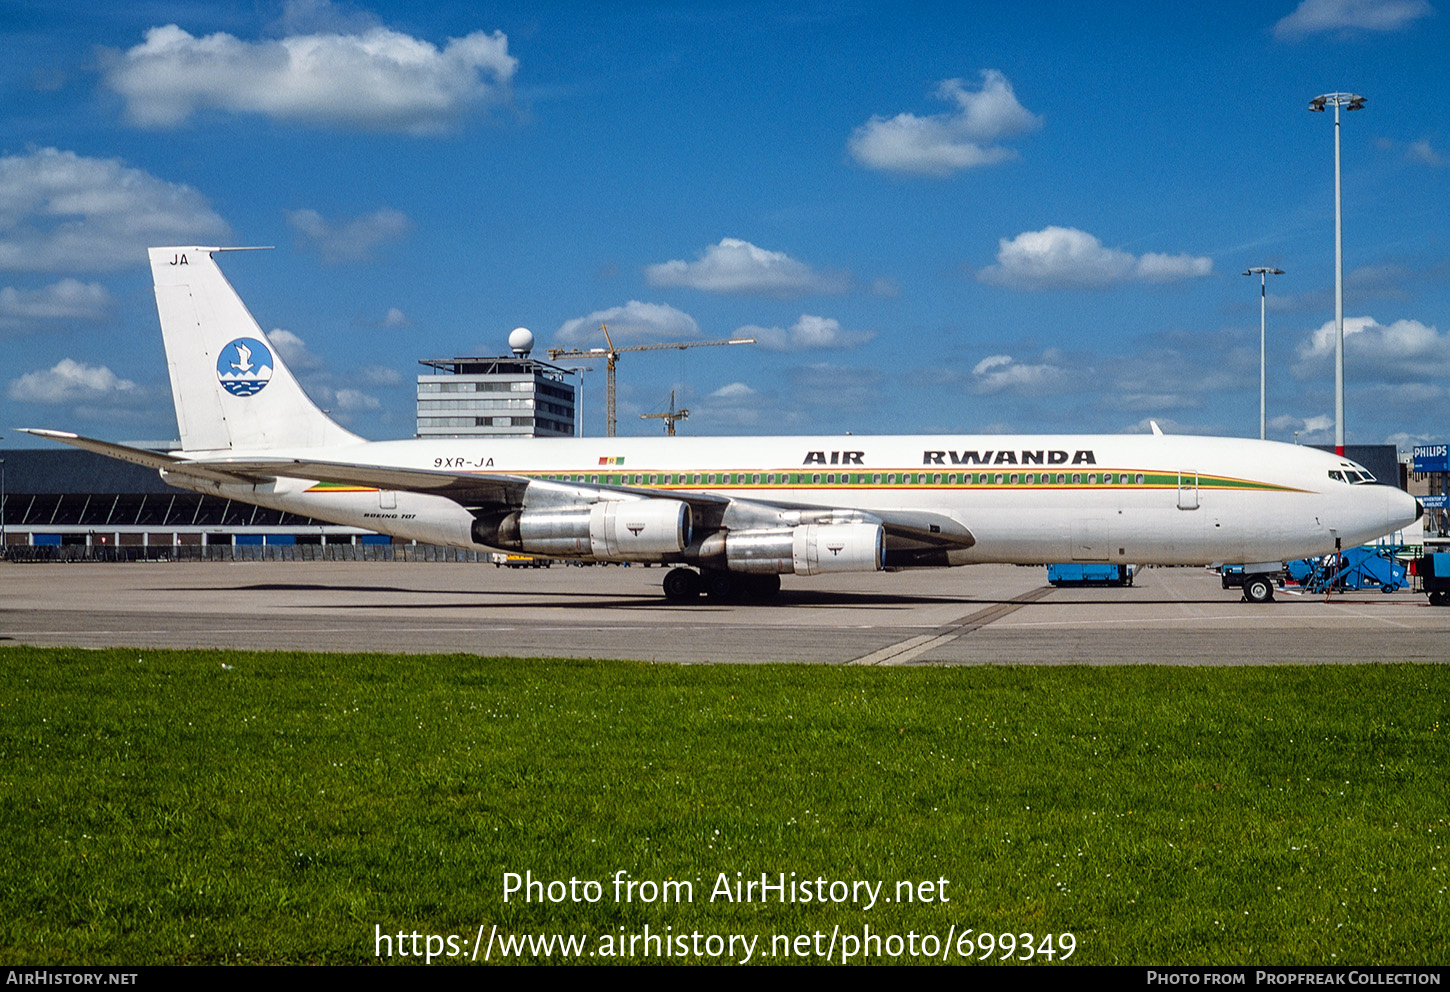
1047;563;1134;587
1415;552;1450;606
1291;546;1407;595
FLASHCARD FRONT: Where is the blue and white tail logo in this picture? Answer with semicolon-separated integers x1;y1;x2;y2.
216;337;273;396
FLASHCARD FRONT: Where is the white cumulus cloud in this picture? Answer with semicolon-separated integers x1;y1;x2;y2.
970;353;1073;395
848;71;1041;176
286;207;411;262
0;148;230;272
977;226;1212;290
644;238;850;297
1294;315;1450;381
102;19;517;134
334;388;381;411
742;314;875;352
1273;0;1433;39
0;280;113;328
265;328;326;372
7;358;144;405
554;301;701;347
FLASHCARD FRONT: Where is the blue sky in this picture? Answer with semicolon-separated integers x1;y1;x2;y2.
2;0;1446;449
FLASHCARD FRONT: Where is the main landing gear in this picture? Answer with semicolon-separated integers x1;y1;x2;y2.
662;567;781;602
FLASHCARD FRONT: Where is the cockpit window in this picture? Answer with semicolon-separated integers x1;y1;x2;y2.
1328;470;1346;483
1336;464;1377;484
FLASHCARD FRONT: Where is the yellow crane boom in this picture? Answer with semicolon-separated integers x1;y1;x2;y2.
547;325;754;436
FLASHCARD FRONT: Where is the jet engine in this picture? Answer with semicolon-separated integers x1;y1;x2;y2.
722;522;884;575
474;498;692;562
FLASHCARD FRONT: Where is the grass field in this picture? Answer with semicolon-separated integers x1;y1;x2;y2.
1;646;1446;965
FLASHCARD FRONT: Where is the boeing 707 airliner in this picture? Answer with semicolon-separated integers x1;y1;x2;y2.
23;247;1422;603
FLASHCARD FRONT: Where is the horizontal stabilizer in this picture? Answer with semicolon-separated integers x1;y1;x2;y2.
16;429;270;485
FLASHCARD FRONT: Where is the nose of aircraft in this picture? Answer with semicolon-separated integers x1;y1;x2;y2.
1387;485;1422;532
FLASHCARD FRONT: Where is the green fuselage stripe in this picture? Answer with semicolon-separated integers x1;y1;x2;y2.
511;469;1303;494
305;468;1306;496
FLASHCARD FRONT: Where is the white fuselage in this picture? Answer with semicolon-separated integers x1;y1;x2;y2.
164;432;1420;568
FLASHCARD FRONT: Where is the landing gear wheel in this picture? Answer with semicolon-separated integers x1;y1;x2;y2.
704;570;737;601
1243;574;1275;604
662;567;701;601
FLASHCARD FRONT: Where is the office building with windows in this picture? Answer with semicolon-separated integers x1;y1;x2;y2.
416;355;577;439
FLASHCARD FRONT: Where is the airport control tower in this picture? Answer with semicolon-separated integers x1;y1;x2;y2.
416;328;577;439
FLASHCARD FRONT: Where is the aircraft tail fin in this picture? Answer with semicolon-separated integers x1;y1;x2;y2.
149;247;361;453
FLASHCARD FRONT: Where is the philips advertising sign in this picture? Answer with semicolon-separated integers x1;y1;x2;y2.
1413;445;1449;474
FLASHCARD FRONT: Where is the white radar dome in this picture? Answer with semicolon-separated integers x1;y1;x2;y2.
508;327;534;357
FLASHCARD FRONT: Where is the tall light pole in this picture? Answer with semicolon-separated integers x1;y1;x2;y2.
1309;91;1365;457
1244;267;1284;440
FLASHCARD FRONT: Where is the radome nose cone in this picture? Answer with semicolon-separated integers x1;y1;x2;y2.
1388;486;1421;531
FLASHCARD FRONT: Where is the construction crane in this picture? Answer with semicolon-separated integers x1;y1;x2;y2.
641;390;689;436
547;324;754;436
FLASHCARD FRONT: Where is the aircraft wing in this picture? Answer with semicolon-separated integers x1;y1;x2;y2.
188;455;974;550
188;455;538;506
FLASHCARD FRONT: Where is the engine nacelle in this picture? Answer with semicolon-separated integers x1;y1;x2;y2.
724;522;884;575
475;499;691;562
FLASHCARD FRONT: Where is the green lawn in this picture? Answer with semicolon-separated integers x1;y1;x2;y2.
1;647;1445;965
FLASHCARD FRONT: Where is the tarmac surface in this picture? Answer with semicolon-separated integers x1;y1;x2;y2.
3;561;1447;664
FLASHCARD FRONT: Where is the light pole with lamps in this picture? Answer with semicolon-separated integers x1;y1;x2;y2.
1243;267;1284;440
1309;91;1364;457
